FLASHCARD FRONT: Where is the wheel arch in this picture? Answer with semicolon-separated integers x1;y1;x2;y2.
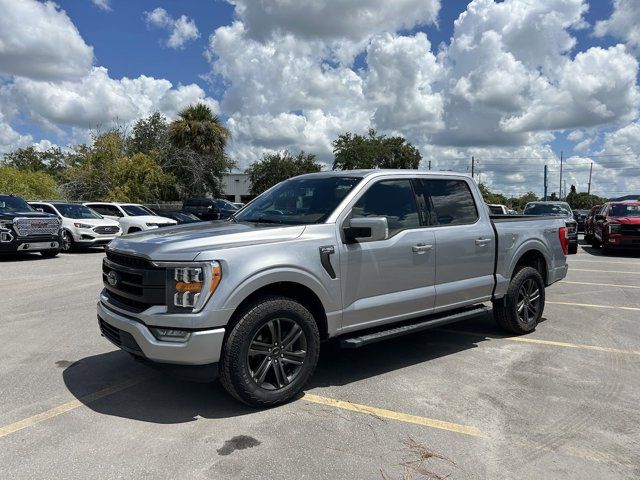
510;247;549;284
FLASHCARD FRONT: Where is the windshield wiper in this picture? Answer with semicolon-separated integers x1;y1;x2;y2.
241;217;284;224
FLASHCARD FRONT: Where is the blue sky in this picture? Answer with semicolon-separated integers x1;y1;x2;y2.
1;0;639;196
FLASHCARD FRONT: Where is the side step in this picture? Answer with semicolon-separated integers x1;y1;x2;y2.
339;305;490;349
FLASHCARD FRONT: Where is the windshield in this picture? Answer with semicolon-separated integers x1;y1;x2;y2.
235;176;362;225
0;195;33;213
609;204;640;217
121;205;153;216
524;203;571;216
215;199;238;211
54;203;102;219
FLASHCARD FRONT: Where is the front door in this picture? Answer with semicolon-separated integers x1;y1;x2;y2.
338;178;436;332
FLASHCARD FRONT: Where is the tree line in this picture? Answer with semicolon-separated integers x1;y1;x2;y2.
0;104;609;209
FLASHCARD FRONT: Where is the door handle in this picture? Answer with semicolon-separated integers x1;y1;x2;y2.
412;243;433;254
475;238;492;246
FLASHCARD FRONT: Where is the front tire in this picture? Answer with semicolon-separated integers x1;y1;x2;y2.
591;236;601;248
493;266;545;334
219;296;320;407
61;230;74;252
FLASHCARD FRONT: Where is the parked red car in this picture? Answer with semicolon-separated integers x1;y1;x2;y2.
584;204;602;243
592;201;640;252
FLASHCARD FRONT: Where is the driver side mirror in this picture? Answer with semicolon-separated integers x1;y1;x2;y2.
344;217;388;243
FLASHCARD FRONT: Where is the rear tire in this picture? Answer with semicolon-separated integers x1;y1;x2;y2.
493;266;545;334
568;242;578;255
219;295;320;407
591;236;601;248
41;249;60;258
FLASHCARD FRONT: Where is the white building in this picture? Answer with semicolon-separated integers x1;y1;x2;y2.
222;173;253;203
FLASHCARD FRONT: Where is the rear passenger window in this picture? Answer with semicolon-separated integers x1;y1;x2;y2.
351;179;420;236
422;179;478;226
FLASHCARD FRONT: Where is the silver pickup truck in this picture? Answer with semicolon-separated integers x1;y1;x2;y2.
98;170;569;406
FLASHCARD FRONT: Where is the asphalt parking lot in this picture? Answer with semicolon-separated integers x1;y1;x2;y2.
1;239;639;479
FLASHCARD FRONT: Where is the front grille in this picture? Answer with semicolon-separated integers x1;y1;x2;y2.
620;225;640;235
94;226;119;234
102;251;166;312
99;318;142;353
13;217;59;236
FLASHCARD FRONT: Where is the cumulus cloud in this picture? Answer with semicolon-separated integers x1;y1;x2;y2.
0;0;93;81
92;0;111;12
144;7;200;49
595;0;640;53
2;67;219;131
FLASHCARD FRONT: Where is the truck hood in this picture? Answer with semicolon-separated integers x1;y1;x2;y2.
609;217;640;224
0;211;58;221
107;221;306;261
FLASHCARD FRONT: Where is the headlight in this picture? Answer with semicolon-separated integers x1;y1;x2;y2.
0;220;12;229
74;222;93;229
146;222;159;227
609;223;621;234
152;261;222;312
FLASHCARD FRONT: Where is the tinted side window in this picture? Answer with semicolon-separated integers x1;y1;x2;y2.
422;179;478;226
351;179;420;236
90;205;122;217
41;205;58;215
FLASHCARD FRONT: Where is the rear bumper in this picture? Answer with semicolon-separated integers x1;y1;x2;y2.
97;301;225;365
548;263;569;285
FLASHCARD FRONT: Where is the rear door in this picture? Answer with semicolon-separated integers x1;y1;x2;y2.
420;178;495;311
338;177;436;331
86;204;122;222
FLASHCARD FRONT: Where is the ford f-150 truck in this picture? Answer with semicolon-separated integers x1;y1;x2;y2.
591;201;640;251
0;194;62;257
97;171;569;406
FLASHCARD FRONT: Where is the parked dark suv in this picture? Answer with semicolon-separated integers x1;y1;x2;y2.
523;201;578;254
573;209;589;232
0;194;61;257
182;198;222;220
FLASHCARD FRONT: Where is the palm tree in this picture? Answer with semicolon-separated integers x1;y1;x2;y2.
169;103;230;155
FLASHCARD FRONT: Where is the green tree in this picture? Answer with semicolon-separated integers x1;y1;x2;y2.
0;166;60;199
246;151;322;195
127;112;169;156
167;103;233;196
332;129;421;170
62;130;174;202
565;184;606;209
3;146;67;179
478;183;508;205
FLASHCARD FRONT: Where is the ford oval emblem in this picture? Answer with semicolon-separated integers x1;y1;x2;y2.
107;270;119;287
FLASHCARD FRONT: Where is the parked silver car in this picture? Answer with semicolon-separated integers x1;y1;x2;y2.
97;170;569;406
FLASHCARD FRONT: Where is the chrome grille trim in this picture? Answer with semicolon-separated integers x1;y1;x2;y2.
13;217;60;236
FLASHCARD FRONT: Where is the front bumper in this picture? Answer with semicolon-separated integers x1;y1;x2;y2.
97;301;226;365
0;233;60;253
605;235;640;249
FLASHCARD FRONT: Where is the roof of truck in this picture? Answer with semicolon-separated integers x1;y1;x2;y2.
296;169;471;179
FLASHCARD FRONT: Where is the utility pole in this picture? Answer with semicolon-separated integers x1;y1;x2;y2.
563;179;567;200
428;160;431;171
587;162;593;202
471;156;475;180
543;165;548;201
559;151;563;200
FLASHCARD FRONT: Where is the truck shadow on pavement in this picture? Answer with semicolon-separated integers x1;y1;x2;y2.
578;238;640;258
63;312;512;423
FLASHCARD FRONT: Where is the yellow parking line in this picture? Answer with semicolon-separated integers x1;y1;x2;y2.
439;329;640;357
303;393;483;437
570;268;640;275
546;300;640;312
0;376;149;439
560;280;640;290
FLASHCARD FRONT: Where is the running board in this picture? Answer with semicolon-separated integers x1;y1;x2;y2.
339;305;490;349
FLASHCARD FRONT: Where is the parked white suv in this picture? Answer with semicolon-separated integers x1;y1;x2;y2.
83;202;177;234
29;201;122;251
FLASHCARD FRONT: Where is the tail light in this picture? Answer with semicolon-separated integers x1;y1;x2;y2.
558;226;569;255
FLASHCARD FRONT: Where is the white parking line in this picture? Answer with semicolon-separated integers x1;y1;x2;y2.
560;280;640;290
570;268;640;275
546;300;640;312
569;259;640;265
